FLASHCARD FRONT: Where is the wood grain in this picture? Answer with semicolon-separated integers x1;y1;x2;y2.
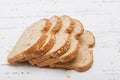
0;0;120;80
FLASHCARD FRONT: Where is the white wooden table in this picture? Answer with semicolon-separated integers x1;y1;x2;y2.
0;0;120;80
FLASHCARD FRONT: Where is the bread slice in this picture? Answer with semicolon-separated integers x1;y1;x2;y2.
7;19;50;63
28;16;62;65
49;30;95;72
30;15;74;65
36;19;84;67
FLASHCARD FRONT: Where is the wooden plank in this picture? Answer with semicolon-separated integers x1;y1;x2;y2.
0;0;120;80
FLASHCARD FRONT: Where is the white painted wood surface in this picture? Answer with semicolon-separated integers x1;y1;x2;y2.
0;0;120;80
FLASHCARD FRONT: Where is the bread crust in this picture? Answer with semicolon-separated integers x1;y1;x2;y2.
29;36;71;65
29;15;74;65
8;19;50;63
48;30;95;72
28;16;62;65
59;42;79;62
42;15;74;59
58;19;84;62
49;50;93;72
35;19;84;67
7;16;95;72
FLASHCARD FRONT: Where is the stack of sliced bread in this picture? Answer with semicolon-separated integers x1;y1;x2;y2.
7;15;95;72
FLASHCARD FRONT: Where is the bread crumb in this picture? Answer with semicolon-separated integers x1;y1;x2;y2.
21;72;24;74
66;75;70;78
27;72;30;74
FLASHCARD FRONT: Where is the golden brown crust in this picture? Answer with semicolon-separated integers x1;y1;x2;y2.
41;19;51;33
29;15;74;66
29;37;71;66
35;16;61;57
36;42;79;67
63;15;74;34
34;18;84;67
36;35;56;57
57;19;84;63
28;35;56;65
23;34;48;59
29;36;71;66
31;17;84;67
86;30;96;48
74;50;93;72
50;36;71;57
59;42;79;62
74;19;84;40
49;62;72;69
8;33;48;63
48;30;95;72
30;15;73;65
34;36;71;63
28;60;34;65
49;50;93;72
8;15;95;73
37;58;57;67
8;19;50;63
28;16;62;65
50;16;62;34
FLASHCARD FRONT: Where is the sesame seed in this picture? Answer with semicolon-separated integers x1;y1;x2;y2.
67;42;69;45
58;51;61;54
65;47;68;50
20;54;22;57
41;53;44;55
36;46;39;50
